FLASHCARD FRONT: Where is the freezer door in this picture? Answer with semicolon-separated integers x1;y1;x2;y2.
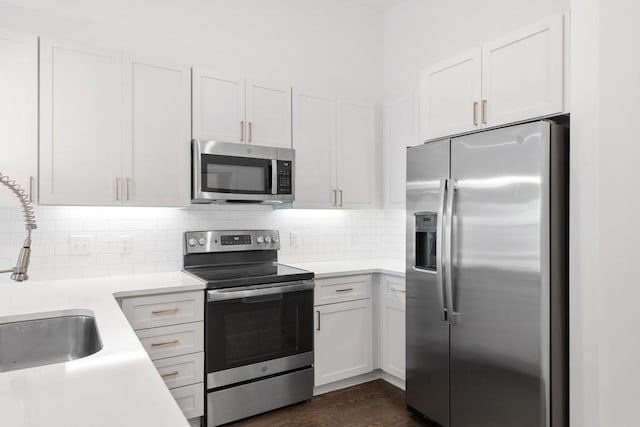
406;139;450;426
449;121;551;427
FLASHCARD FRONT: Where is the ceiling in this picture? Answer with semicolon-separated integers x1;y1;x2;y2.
354;0;406;11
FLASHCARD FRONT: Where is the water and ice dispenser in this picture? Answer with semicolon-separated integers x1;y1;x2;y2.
415;212;437;271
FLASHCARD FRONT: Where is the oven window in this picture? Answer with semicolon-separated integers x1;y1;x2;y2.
202;154;271;194
206;289;313;373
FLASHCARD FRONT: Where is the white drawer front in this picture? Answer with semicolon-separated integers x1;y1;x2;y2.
136;322;204;360
153;352;204;389
383;276;406;303
314;275;371;306
121;291;204;330
171;382;205;419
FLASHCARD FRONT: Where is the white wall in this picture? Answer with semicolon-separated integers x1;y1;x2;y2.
570;0;640;425
0;0;383;102
383;0;570;99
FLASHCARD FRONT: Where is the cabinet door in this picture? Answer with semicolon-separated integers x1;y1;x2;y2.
246;79;292;148
420;47;482;141
383;94;418;209
314;299;373;386
380;295;406;381
0;30;37;207
192;68;245;143
292;89;337;208
482;14;564;127
40;40;122;205
122;56;190;206
336;99;376;209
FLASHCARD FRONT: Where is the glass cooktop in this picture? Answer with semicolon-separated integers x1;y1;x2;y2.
185;262;314;289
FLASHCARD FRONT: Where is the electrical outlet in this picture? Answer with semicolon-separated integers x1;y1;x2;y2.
120;235;133;254
290;231;299;249
69;234;94;256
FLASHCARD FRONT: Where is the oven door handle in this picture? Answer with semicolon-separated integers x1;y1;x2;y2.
207;280;314;302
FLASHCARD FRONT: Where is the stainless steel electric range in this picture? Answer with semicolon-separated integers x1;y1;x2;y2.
183;230;314;427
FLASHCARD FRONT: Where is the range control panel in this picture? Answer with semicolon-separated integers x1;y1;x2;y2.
277;160;292;195
184;230;280;254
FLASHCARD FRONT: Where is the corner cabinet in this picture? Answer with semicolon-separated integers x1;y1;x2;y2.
383;94;419;209
39;40;190;206
420;13;566;141
192;68;292;149
293;89;377;209
0;30;38;207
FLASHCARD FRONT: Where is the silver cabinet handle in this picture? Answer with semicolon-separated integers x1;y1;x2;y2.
160;370;179;378
435;179;448;321
481;99;487;125
152;308;179;315
473;102;479;126
28;176;34;203
240;121;245;142
332;189;337;207
126;178;131;201
338;189;343;207
248;122;253;143
316;310;321;331
391;287;406;293
445;178;459;324
115;178;121;201
335;288;354;293
151;339;178;347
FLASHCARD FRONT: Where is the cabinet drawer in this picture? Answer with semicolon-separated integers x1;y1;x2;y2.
136;322;204;360
121;291;204;330
314;275;371;305
153;352;204;389
170;382;204;419
383;276;406;303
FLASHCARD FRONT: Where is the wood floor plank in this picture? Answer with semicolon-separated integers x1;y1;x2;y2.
227;379;437;427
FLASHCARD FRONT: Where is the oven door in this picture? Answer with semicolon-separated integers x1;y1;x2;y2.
206;280;314;388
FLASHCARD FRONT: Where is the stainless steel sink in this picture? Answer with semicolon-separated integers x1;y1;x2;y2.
0;314;103;373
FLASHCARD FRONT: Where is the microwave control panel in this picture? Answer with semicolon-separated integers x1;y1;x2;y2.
277;160;293;194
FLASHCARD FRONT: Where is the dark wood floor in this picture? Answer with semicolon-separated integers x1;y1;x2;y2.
228;379;437;427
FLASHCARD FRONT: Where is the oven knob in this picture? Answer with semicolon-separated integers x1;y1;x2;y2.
198;238;206;246
188;238;196;247
272;235;279;243
265;236;272;243
256;236;264;244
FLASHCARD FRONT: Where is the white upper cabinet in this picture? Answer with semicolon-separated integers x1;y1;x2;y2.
0;30;37;207
293;91;377;209
122;56;191;206
482;14;564;128
192;70;292;148
383;94;418;209
292;89;337;209
246;79;292;148
336;99;376;209
192;68;246;143
420;47;482;142
419;13;567;140
40;39;122;206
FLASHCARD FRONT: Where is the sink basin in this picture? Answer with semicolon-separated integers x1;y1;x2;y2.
0;314;103;373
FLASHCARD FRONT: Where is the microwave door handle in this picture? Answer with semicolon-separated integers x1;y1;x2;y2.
271;159;278;195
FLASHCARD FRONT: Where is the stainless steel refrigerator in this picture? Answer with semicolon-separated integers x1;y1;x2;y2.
406;120;568;427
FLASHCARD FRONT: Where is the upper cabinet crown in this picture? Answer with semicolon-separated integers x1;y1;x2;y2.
420;13;567;142
192;68;292;149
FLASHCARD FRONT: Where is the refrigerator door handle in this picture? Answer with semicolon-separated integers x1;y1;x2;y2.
445;178;460;324
435;179;448;322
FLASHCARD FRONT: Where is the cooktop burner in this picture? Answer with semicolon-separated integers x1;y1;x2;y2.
185;262;313;289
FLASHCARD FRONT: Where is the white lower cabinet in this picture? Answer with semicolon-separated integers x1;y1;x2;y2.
314;298;373;386
379;275;406;381
119;290;205;425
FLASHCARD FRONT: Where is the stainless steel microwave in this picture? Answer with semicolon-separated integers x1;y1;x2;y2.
192;140;294;204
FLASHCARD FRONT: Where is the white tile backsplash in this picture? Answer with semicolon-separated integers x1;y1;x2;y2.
0;205;405;284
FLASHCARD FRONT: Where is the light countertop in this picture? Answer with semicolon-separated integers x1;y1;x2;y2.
288;258;405;278
0;259;403;427
0;272;205;427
